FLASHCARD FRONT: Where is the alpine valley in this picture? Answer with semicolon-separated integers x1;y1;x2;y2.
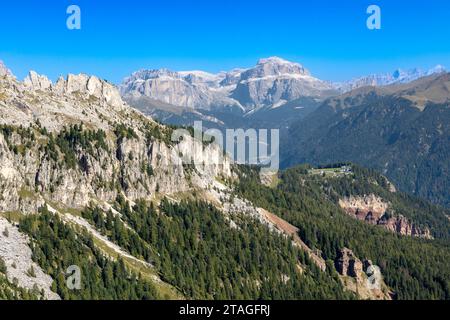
0;58;449;301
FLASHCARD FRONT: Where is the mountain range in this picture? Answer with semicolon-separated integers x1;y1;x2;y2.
118;57;450;208
120;57;446;117
0;59;449;300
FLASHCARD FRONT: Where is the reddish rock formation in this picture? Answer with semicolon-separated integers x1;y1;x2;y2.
379;215;432;239
335;248;364;280
339;195;432;239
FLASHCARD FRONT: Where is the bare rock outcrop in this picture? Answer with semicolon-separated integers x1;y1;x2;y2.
339;195;432;239
380;215;432;239
335;248;391;300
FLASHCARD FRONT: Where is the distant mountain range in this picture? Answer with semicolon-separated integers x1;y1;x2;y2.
118;57;447;138
334;65;447;92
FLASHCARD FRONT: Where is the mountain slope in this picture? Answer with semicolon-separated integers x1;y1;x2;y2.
335;65;446;93
233;165;450;299
283;73;450;207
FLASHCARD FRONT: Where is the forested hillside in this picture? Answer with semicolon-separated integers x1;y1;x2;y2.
78;197;352;300
233;165;450;299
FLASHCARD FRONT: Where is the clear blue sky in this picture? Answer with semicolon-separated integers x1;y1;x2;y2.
0;0;449;83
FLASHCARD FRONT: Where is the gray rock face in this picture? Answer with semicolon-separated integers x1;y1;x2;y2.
24;71;52;91
231;58;335;110
335;65;447;92
0;217;60;300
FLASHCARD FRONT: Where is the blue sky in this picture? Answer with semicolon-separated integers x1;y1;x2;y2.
0;0;449;83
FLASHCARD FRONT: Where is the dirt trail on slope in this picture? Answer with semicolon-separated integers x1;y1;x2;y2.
257;208;327;271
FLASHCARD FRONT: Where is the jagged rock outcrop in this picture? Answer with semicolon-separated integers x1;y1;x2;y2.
335;248;364;279
23;71;52;91
339;195;432;239
335;248;391;300
380;215;432;239
0;61;13;77
120;57;337;114
0;71;232;214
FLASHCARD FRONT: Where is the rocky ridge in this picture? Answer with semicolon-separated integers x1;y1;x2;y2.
335;248;391;300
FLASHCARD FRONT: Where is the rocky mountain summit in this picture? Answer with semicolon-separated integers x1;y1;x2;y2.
230;57;336;111
339;195;432;238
